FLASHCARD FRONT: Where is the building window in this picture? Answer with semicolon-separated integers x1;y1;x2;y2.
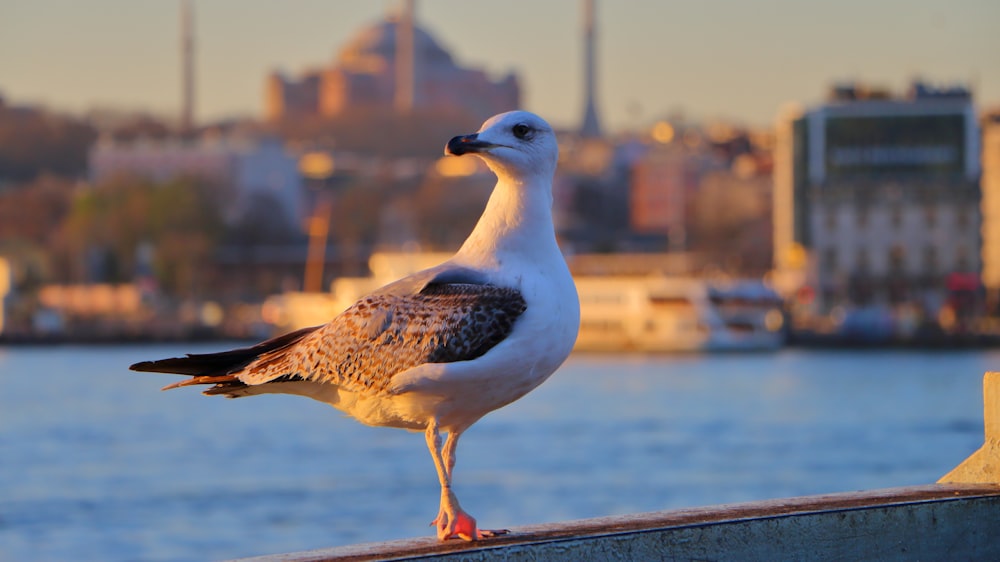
823;247;838;273
856;207;869;228
891;205;902;229
923;245;938;276
889;246;905;276
856;247;870;274
956;247;971;272
956;207;970;229
924;205;937;229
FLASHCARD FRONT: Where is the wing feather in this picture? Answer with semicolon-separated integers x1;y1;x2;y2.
238;284;526;393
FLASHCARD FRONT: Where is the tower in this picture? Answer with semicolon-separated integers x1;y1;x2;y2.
579;0;602;138
394;0;416;114
180;0;195;133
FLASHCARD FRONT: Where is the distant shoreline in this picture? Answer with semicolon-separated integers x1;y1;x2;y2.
787;332;1000;351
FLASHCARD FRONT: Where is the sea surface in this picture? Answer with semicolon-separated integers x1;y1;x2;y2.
0;345;995;561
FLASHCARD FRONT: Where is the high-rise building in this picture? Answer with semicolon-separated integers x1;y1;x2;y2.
980;111;1000;313
773;81;981;318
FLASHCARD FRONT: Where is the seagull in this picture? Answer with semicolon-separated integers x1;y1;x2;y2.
130;110;580;542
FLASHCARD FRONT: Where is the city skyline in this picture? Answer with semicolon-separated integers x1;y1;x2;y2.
1;0;998;132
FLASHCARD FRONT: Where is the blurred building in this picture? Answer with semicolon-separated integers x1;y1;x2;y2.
630;143;697;251
693;158;774;274
774;81;981;317
264;7;519;122
89;135;304;227
628;123;770;261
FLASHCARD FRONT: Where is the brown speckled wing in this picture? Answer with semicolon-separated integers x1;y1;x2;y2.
243;284;526;393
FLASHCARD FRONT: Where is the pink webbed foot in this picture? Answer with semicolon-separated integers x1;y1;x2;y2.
431;508;508;541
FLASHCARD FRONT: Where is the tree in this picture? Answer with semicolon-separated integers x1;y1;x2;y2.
0;174;78;287
60;176;225;296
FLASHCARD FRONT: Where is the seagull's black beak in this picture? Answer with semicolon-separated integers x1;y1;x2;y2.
445;134;496;156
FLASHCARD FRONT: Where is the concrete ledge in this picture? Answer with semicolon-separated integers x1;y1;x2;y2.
236;484;1000;561
939;371;1000;483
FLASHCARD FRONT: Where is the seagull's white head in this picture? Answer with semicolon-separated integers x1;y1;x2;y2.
444;111;558;182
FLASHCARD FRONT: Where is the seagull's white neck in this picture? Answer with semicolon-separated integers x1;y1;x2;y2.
456;173;557;270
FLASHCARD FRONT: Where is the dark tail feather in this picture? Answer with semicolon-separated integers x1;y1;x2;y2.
130;325;321;386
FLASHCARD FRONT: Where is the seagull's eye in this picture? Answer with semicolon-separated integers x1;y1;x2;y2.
512;123;532;140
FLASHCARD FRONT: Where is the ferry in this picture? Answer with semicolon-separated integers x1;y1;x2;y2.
263;253;787;353
574;276;786;353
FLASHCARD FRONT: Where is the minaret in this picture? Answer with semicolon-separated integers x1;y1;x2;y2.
394;0;416;114
579;0;602;138
180;0;195;133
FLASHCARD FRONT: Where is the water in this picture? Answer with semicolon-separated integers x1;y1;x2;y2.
0;345;994;562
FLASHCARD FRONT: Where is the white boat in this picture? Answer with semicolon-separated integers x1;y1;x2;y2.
704;280;787;352
574;276;785;352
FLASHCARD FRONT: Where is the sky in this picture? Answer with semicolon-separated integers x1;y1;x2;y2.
1;0;997;133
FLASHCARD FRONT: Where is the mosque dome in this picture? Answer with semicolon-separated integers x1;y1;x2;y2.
266;9;518;122
335;14;455;73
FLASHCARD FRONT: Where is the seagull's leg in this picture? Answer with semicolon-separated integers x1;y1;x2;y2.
439;430;510;540
441;428;460;480
426;418;461;539
432;429;460;534
426;422;508;540
426;420;481;541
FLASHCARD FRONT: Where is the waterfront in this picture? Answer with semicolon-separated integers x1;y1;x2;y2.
0;345;994;562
